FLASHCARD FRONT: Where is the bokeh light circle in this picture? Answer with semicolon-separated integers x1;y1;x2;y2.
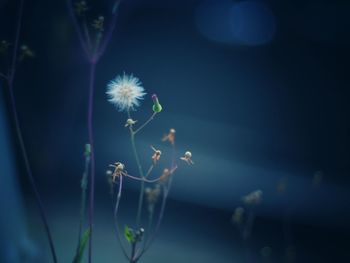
229;1;277;46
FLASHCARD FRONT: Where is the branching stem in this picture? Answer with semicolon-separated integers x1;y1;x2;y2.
133;112;157;135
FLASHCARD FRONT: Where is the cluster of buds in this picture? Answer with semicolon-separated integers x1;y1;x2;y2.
162;128;176;145
242;190;263;205
231;207;245;225
92;16;104;31
75;1;88;16
124;225;145;244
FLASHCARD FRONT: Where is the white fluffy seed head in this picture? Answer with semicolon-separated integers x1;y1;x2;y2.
107;74;146;112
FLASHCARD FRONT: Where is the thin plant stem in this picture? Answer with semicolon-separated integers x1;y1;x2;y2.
130;242;137;263
76;152;90;254
133;112;157;135
135;185;168;260
67;0;91;59
87;61;96;263
131;131;145;228
126;110;146;227
145;164;154;179
4;0;58;262
125;173;161;183
82;19;92;53
127;110;158;228
135;145;177;260
96;0;121;58
145;206;154;248
67;2;122;262
113;176;131;261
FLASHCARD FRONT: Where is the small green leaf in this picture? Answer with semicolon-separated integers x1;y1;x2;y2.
72;227;91;263
124;225;134;244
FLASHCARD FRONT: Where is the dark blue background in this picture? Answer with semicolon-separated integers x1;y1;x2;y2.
1;0;349;262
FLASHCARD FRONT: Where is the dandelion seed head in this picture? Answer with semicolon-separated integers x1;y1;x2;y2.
107;74;146;111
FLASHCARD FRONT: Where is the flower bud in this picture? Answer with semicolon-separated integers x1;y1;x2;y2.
152;94;162;113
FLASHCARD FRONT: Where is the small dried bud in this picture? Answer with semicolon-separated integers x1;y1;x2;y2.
151;146;162;164
162;128;176;144
180;151;194;165
116;163;124;170
75;1;88;16
125;118;137;127
92;16;105;31
184;151;192;158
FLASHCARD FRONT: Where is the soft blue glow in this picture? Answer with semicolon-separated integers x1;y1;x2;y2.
195;0;276;46
195;0;236;44
229;1;276;46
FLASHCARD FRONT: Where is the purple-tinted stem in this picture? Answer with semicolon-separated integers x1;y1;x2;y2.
96;0;121;58
87;62;96;263
67;0;91;59
6;0;58;262
67;2;121;262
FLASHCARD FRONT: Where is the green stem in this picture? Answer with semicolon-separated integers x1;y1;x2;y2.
145;165;154;179
143;206;154;250
127;110;158;228
130;242;136;263
133;112;157;135
76;152;90;255
130;131;145;228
